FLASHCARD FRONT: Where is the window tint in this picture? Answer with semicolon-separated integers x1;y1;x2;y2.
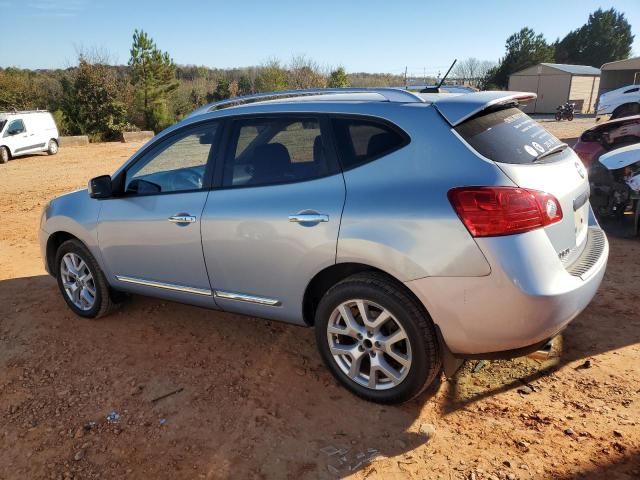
455;107;567;165
331;118;407;170
125;123;217;194
224;117;329;187
6;119;25;135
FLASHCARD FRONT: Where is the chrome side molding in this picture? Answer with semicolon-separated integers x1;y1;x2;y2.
115;276;281;306
115;275;212;296
214;290;282;306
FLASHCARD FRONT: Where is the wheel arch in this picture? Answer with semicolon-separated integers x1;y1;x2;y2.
302;262;428;327
611;102;640;118
46;231;81;277
0;144;12;157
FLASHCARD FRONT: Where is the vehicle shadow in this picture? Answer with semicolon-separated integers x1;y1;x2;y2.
0;228;637;479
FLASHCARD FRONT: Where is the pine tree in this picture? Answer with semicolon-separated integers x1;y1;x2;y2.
129;29;179;131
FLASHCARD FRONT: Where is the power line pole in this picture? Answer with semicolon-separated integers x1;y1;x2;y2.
404;66;407;88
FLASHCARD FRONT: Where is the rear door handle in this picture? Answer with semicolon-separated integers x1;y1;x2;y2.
168;215;197;224
288;213;329;224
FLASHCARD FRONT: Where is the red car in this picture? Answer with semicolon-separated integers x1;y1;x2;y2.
573;115;640;169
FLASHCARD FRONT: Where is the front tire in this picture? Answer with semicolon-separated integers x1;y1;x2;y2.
315;272;441;404
55;239;115;319
47;139;59;155
0;146;9;164
555;112;562;121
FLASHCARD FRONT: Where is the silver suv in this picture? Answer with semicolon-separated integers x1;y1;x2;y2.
39;88;608;404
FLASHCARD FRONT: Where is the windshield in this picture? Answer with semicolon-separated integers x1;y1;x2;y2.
455;107;569;164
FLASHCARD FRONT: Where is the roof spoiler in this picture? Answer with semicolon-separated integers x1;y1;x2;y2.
432;91;537;127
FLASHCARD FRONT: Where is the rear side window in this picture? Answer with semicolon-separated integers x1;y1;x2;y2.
331;118;408;170
224;117;329;187
455;107;566;164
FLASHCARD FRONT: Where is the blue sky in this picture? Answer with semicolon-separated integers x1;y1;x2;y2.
1;0;639;73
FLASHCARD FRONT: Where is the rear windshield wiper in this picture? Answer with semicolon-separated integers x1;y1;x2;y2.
533;142;569;163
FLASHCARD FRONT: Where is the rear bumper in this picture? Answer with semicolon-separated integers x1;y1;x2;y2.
405;226;608;357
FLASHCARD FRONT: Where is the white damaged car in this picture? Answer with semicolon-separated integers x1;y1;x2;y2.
597;85;640;119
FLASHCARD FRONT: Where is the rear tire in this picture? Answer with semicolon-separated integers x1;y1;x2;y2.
0;147;9;164
55;239;117;319
567;112;574;121
555;112;562;121
314;272;442;404
47;139;59;155
611;103;640;120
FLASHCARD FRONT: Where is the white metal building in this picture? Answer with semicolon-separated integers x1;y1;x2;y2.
599;57;640;96
508;63;601;114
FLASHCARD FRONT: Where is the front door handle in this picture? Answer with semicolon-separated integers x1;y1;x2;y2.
288;213;329;224
168;215;197;224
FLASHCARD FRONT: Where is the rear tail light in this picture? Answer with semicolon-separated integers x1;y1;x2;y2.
448;187;563;237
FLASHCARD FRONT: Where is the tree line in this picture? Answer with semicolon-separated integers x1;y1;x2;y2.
0;8;634;141
0;29;394;141
485;8;634;88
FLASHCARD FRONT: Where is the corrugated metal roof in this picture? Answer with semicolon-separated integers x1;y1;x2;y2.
541;63;601;75
601;56;640;71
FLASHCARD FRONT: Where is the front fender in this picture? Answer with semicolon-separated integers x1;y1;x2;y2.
42;189;107;275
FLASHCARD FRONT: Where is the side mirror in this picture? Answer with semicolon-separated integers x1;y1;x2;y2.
88;175;113;199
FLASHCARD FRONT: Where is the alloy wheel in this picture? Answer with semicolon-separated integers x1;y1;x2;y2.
326;299;412;390
60;252;96;311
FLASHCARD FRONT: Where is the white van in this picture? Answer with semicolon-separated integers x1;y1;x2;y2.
0;110;59;164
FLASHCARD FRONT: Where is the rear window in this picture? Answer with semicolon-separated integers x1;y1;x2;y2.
332;118;408;170
455;107;566;164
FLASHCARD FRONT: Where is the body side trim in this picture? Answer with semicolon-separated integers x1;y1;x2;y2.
115;275;212;296
213;290;282;306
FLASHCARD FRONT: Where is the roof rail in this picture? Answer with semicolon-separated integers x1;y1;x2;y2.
0;109;48;115
186;88;424;118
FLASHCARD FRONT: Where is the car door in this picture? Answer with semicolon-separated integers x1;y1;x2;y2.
201;115;345;324
3;119;30;155
98;120;220;308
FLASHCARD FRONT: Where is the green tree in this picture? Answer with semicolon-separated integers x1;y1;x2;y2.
61;56;128;140
487;27;554;89
554;8;634;67
327;67;350;88
207;78;231;102
129;29;179;131
238;74;253;95
255;59;287;92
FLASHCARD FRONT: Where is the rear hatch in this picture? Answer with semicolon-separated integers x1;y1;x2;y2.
452;105;591;266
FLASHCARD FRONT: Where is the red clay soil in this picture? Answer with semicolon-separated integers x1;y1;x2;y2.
0;138;638;479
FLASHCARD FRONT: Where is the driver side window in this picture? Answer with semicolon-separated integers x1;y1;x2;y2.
125;122;218;195
4;119;26;137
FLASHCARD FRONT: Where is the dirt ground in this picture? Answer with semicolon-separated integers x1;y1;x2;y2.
0;120;638;480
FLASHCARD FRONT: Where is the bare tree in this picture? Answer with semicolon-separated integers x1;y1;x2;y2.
287;55;326;89
453;58;496;89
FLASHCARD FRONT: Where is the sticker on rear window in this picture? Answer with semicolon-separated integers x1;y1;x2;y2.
455;107;567;164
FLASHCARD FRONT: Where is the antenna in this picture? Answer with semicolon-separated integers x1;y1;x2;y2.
420;59;457;93
437;59;457;89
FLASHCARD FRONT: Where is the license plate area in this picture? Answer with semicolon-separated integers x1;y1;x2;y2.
574;204;588;246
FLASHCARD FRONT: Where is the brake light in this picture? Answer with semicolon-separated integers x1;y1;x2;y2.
448;187;563;237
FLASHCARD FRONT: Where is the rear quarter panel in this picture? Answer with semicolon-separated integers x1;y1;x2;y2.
337;105;516;281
